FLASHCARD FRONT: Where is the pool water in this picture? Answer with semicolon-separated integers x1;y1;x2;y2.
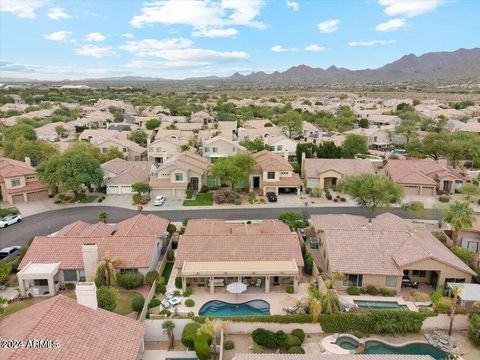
199;299;270;317
336;337;448;360
353;300;408;310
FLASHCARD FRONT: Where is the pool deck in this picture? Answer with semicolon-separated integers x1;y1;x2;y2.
339;294;418;311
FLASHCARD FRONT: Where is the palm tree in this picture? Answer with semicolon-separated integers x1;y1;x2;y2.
321;289;340;315
442;201;475;246
448;285;462;336
0;296;7;315
162;320;175;350
321;272;345;292
95;256;122;286
98;212;108;224
310;299;322;323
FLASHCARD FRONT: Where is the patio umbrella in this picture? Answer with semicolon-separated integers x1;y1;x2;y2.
226;282;247;301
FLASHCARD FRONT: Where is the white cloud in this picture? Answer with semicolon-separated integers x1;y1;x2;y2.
122;33;135;39
85;32;106;42
286;1;299;11
47;7;70;20
305;44;326;52
378;0;444;17
75;45;117;58
348;39;396;47
192;27;238;38
0;0;47;18
130;0;265;31
44;31;73;42
317;19;340;33
375;18;407;31
120;38;193;56
271;45;289;52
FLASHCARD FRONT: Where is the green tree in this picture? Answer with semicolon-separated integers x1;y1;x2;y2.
128;129;148;147
461;183;480;200
442;201;475;246
145;119;161;130
38;150;104;196
278;212;305;230
405;132;450;160
278;111;303;138
341;134;368;158
395;117;419;143
132;182;150;194
55;125;68;138
239;138;268;153
317;142;342;159
95;256;122;287
0;261;12;283
448;285;463;336
336;106;355;132
211;153;255;190
66;141;104;162
337;174;404;222
3;123;37;142
96;286;118;312
101;147;125;162
163;320;176;350
447;140;470;168
98;212;108;224
358;118;369;129
6;137;59;165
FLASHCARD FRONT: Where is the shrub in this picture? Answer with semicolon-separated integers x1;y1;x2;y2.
291;329;305;343
366;285;378;296
304;253;313;275
310;188;322;198
326;193;333;200
278;212;305;230
448;245;475;268
286;284;294;294
183;288;193;297
194;333;211;360
403;201;424;212
182;323;201;350
305;187;312;194
252;328;288;349
148;298;161;308
185;299;195;307
200;185;209;193
145;271;160;286
117;272;144;289
132;193;149;205
167;223;177;235
430;289;443;304
347;286;361;296
287;346;305;354
160;309;171;316
132;295;145;312
64;283;75;290
380;288;397;297
286;334;302;348
213;190;227;204
439;195;450;203
224;340;235;350
97;286;118;312
156;283;166;294
167;249;175;261
234;197;242;205
175;277;183;289
186;188;194;199
434;297;453;313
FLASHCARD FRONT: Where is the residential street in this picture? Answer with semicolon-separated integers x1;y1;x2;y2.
0;205;441;249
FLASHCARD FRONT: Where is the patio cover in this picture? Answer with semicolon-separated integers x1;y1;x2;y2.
181;260;299;276
447;282;480;302
18;262;60;279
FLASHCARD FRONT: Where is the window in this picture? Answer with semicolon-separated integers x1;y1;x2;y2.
232;147;237;152
101;147;108;153
148;146;154;152
267;172;275;179
277;145;283;151
204;147;210;153
385;276;397;288
26;175;35;180
307;179;320;188
412;270;427;277
175;173;183;181
11;178;21;187
63;270;78;282
343;274;363;287
281;171;289;175
212;147;218;153
122;147;127;153
78;270;86;282
34;279;48;286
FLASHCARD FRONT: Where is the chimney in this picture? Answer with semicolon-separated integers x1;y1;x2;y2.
25;157;32;167
75;282;98;310
82;243;98;282
301;152;306;178
283;149;289;161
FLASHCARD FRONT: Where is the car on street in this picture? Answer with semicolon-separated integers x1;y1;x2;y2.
153;195;166;206
0;246;22;262
266;192;277;202
0;214;22;228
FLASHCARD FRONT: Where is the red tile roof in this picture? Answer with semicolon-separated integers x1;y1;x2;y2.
253;150;293;172
0;295;144;360
0;157;37;179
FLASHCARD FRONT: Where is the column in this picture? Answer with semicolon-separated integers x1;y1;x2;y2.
18;275;26;296
293;276;298;293
182;276;186;292
210;276;215;294
265;276;270;294
48;276;56;296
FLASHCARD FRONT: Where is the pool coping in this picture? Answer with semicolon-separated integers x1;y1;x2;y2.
198;298;271;316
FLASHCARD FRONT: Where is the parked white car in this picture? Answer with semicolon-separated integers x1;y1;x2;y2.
153;195;166;206
0;214;22;228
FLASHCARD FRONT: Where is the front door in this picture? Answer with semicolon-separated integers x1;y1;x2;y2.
429;271;438;288
190;177;199;191
253;176;260;189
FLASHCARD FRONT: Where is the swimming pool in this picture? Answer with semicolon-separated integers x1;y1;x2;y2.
336;336;448;360
198;299;270;317
353;300;408;311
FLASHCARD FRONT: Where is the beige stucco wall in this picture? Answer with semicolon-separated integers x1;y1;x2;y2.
4;175;26;190
204;138;241;158
307;169;343;189
148;140;180;161
334;274;402;293
404;258;473;288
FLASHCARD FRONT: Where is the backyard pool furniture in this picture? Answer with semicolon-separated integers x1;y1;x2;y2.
283;305;299;314
255;278;262;287
199;299;270;317
169;297;181;306
161;299;170;308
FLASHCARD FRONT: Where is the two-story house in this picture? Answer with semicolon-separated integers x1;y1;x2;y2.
249;150;302;196
147;137;187;165
0;157;49;204
150;151;209;198
202;136;246;162
264;135;298;161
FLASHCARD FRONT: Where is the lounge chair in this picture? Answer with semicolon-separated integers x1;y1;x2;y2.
161;300;171;309
165;292;173;300
242;279;249;286
283;305;299;314
255;279;262;287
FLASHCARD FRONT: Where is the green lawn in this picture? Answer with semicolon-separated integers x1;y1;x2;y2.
162;262;174;282
81;195;98;203
114;291;142;315
182;192;213;206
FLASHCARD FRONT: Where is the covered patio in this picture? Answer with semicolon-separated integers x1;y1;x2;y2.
17;262;61;297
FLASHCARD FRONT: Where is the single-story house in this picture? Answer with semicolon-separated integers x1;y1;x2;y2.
101;158;154;194
301;158;375;190
35;121;73;142
175;219;304;294
17;214;169;297
150;151;209;198
384;158;465;195
310;213;476;293
0;287;145;360
250;150;303;195
345;127;392;150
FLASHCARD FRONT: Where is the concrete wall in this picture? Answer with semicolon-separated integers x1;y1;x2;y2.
422;314;469;331
144;318;194;341
139;281;157;322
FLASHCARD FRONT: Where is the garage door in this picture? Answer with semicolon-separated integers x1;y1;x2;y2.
107;185;133;194
403;186;420;195
420;187;435;196
27;190;49;201
279;187;298;194
12;194;25;204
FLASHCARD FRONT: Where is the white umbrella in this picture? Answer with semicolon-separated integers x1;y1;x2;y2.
227;281;247;301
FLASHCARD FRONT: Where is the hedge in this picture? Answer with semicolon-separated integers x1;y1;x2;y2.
291;329;305;343
288;346;305;354
286;334;302;348
192;314;313;323
319;310;435;334
252;328;287;349
132;295;145;312
116;272;144;289
181;322;201;350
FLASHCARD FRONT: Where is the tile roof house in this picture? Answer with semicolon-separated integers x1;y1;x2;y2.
202;136;246;162
0;291;145;360
264;135;298;160
17;214;169;297
175;219;304;294
310;213;476;292
147;136;188;166
0;157;49;205
458;215;480;267
35;121;74;142
101;158;154;194
249;150;302;196
384;158;465;195
301;158;375;190
345;127;392;150
150;151;209;198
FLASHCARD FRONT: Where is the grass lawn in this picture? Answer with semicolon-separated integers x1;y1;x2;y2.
162;262;174;282
182;192;213;206
1;297;49;318
114;291;142;315
80;195;98;203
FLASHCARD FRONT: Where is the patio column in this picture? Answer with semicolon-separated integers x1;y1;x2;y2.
293;276;298;293
182;276;186;292
265;276;270;294
209;276;215;294
18;275;26;296
47;276;55;296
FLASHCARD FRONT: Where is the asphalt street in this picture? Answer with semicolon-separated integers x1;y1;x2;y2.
0;206;441;249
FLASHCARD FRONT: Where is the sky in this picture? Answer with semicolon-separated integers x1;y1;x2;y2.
0;0;479;80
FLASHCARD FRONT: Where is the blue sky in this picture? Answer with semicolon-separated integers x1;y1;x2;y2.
1;0;479;80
